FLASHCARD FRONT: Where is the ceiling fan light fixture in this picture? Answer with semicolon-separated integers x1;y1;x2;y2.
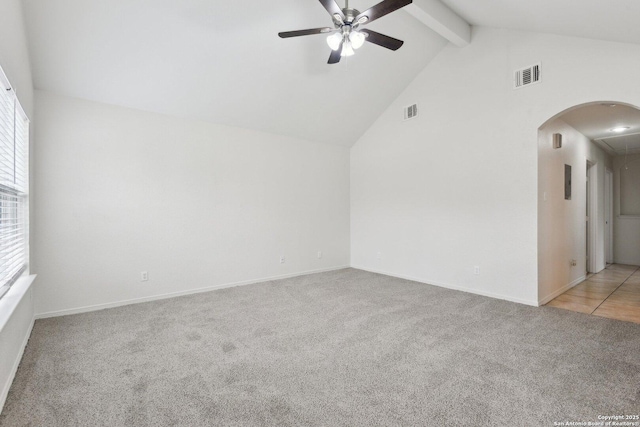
279;0;412;65
326;32;343;51
341;41;355;57
349;30;365;49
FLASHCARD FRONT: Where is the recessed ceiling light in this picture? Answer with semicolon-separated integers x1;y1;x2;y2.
611;126;630;133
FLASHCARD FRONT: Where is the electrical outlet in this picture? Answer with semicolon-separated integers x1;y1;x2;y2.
317;251;322;259
377;251;382;260
280;255;285;264
141;271;148;282
570;259;577;267
474;266;480;275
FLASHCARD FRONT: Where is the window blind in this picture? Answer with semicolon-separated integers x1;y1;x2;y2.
0;67;29;301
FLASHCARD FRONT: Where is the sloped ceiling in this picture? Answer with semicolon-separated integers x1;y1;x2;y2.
440;0;640;45
25;1;640;147
22;0;448;147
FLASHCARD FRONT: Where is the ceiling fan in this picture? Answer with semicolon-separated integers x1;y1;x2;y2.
278;0;413;64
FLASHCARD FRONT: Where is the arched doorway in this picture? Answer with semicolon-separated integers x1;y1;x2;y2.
537;101;640;323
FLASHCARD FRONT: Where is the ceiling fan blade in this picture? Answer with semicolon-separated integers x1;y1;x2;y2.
328;45;343;64
319;0;345;19
355;0;412;25
361;29;404;50
279;27;334;38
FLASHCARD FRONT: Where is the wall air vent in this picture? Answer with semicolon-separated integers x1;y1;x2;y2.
403;104;418;121
514;63;541;89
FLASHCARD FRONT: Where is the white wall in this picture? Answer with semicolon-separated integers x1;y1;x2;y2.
0;0;35;414
613;154;640;265
538;119;612;303
0;0;33;117
33;91;350;316
351;27;640;306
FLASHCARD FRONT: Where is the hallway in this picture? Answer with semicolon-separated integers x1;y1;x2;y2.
546;264;640;323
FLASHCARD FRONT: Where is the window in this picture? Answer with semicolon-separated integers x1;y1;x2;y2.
0;66;29;300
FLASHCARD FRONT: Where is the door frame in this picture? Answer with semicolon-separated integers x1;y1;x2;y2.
586;160;598;274
605;168;614;264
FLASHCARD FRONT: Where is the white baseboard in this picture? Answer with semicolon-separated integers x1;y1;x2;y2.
538;275;586;306
0;316;34;414
35;265;350;319
351;265;539;307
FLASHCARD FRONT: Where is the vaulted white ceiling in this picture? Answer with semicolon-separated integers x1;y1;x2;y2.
440;0;640;45
22;0;447;147
22;0;640;147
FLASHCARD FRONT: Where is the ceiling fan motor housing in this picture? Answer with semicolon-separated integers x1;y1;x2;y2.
337;8;360;25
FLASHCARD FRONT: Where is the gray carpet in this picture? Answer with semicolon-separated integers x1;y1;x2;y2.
1;268;639;426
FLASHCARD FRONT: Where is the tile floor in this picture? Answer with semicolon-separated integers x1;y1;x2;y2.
546;264;640;324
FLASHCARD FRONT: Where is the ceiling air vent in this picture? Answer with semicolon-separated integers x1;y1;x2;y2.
404;104;418;121
514;63;541;89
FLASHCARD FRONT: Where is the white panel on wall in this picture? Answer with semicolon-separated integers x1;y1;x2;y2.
619;160;640;215
613;154;640;265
